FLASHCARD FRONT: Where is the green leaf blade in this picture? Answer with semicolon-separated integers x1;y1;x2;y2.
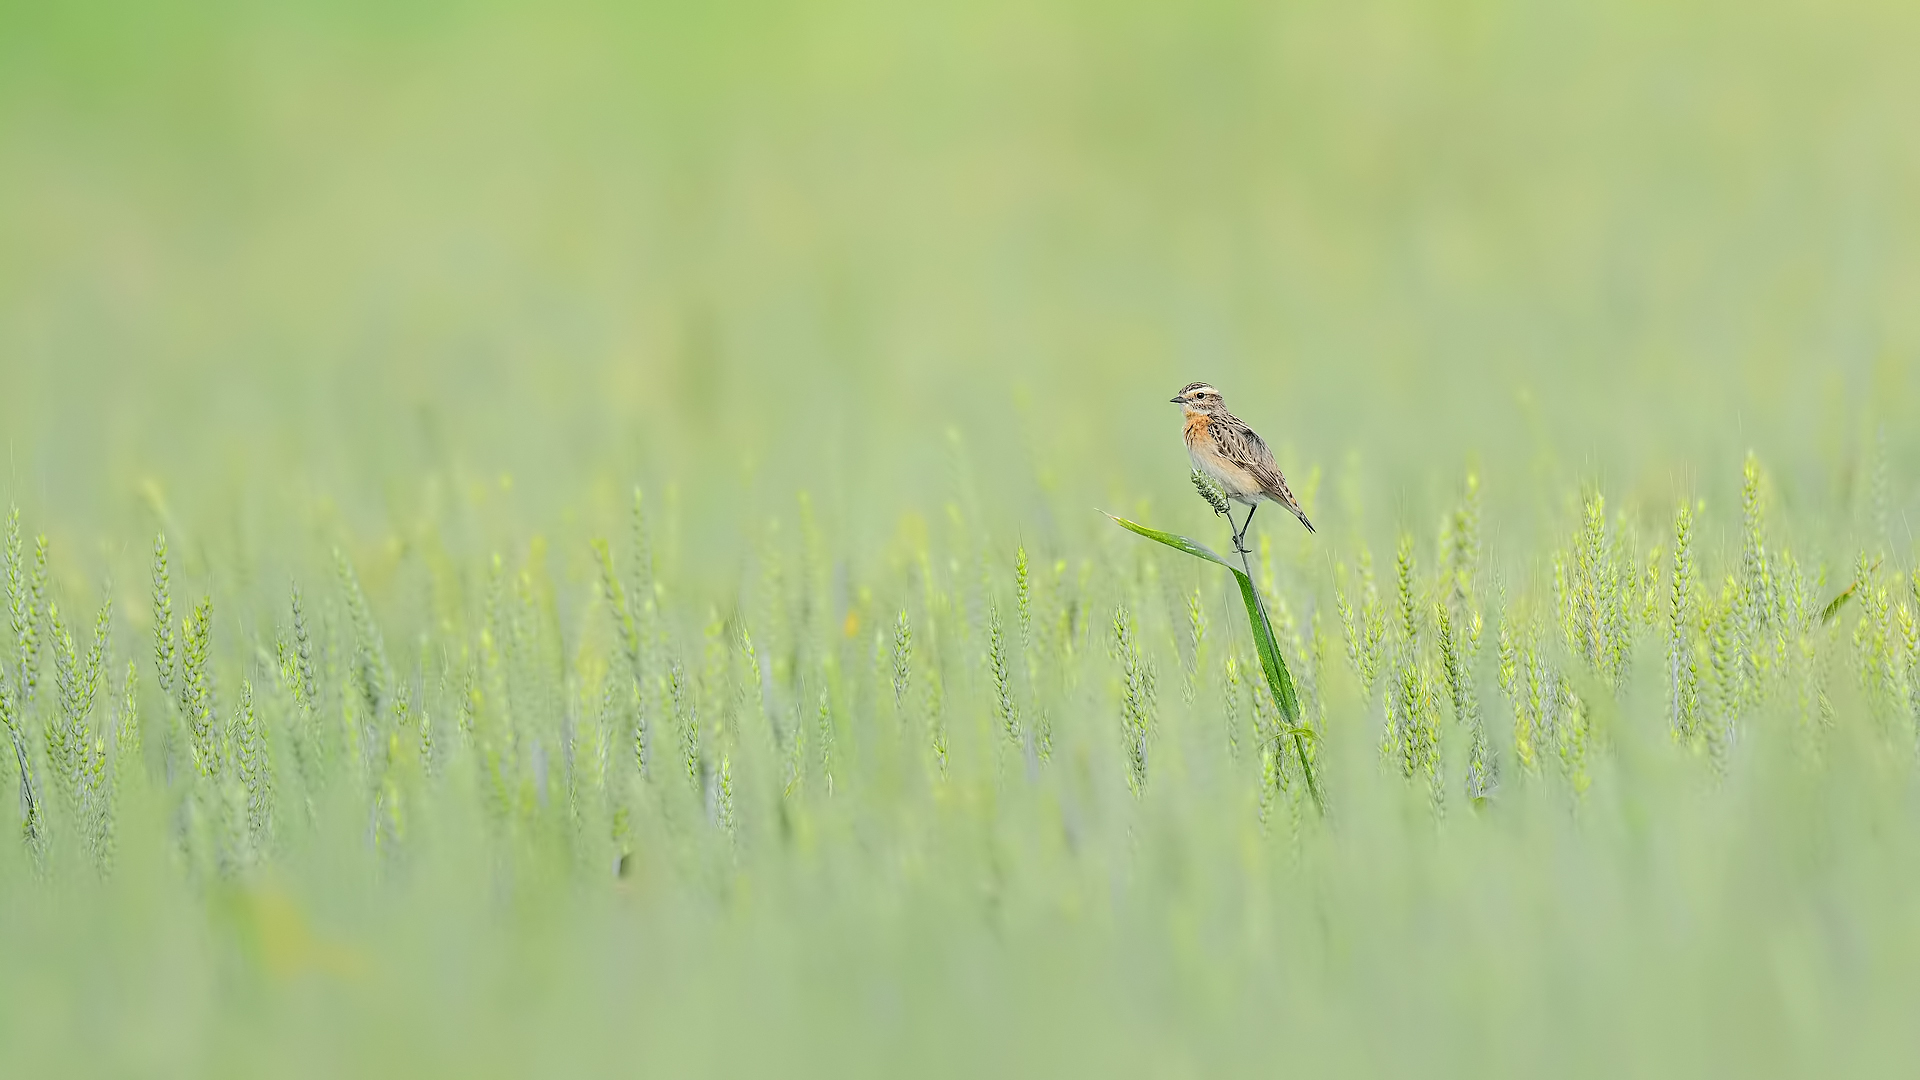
1231;567;1300;724
1105;508;1320;813
1101;512;1234;569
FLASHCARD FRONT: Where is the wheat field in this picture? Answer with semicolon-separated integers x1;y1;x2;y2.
3;1;1919;1076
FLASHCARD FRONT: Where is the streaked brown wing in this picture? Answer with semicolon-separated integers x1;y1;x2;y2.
1215;413;1316;533
1212;415;1279;485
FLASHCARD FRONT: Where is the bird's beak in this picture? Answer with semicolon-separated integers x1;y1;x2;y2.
1169;396;1185;404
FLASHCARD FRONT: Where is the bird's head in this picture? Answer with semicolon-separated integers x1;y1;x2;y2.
1170;382;1225;413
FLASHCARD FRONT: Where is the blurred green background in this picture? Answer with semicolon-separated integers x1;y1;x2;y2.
5;2;1920;1076
3;0;1914;558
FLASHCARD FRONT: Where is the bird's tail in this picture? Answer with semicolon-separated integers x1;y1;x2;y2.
1261;484;1317;535
1267;488;1313;534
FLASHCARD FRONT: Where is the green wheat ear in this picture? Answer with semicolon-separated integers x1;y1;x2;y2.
987;603;1018;747
1191;470;1231;516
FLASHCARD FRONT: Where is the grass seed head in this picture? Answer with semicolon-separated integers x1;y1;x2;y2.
1191;469;1231;517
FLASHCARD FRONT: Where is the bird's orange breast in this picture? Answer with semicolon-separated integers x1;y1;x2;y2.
1183;411;1210;447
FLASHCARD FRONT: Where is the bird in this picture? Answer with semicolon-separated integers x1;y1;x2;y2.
1171;381;1315;552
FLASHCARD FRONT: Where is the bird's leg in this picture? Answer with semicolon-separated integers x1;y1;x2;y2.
1232;504;1259;555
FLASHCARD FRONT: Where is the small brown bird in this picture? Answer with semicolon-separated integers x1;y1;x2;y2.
1172;381;1315;551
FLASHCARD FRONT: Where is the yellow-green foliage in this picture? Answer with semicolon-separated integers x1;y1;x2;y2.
6;0;1920;1075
